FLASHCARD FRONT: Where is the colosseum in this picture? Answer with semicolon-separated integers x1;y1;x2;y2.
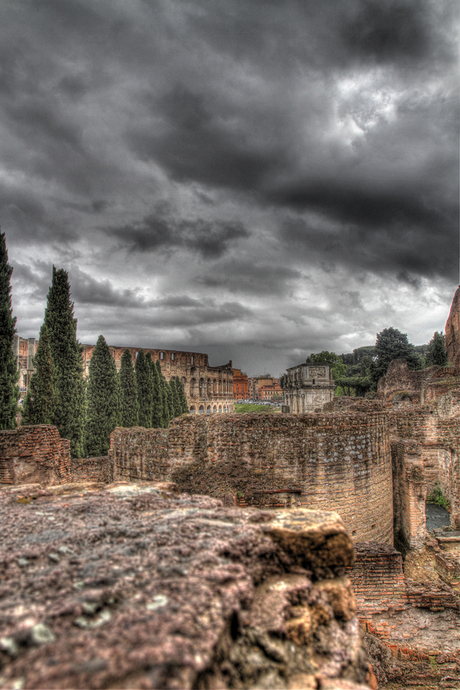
13;337;234;415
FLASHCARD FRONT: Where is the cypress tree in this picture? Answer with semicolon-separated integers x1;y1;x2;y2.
176;378;189;414
0;231;19;429
165;381;174;424
170;377;182;417
119;349;139;427
44;267;86;457
149;355;164;428
22;324;58;425
135;350;152;428
85;335;121;457
426;332;448;367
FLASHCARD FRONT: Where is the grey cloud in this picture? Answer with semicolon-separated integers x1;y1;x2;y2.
196;261;302;297
109;215;249;259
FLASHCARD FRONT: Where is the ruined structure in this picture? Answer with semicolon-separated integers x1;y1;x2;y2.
0;481;374;690
281;362;336;413
0;425;71;486
14;337;234;415
445;285;460;368
109;411;393;545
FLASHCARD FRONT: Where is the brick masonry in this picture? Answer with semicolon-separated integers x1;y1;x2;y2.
0;425;71;485
110;411;394;544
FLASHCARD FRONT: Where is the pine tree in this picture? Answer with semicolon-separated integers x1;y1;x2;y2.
85;335;121;456
425;331;448;367
0;231;19;429
135;350;153;428
22;324;58;425
119;349;139;427
176;377;189;414
44;267;86;457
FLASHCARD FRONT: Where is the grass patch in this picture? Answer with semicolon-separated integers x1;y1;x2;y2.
427;485;451;511
234;403;279;413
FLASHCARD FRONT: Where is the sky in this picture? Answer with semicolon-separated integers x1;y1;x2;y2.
1;0;458;377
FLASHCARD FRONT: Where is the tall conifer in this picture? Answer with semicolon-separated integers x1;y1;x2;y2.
149;355;163;428
135;350;152;428
85;335;121;456
170;377;182;417
176;378;189;414
119;349;139;427
0;231;19;429
22;324;58;425
44;267;86;457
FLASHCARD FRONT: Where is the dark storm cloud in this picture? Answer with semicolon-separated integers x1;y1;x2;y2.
0;0;457;374
109;215;249;259
196;261;302;297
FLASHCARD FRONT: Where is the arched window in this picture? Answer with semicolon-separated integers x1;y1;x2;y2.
199;378;205;397
213;405;217;413
198;405;204;414
218;405;222;413
190;378;197;397
189;406;196;414
206;405;211;414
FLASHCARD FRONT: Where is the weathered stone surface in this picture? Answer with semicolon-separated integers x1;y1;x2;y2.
445;286;460;369
0;482;371;689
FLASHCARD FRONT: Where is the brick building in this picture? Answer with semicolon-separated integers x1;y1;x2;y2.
258;382;283;400
232;368;249;399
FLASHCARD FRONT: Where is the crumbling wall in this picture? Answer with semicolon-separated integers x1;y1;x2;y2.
445;285;460;368
110;427;169;482
70;457;111;484
0;425;71;485
391;440;427;550
109;411;394;544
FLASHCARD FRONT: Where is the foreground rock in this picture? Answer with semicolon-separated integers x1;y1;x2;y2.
0;482;372;689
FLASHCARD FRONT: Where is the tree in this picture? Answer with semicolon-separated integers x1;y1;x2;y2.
170;377;182;417
85;335;121;456
119;349;139;427
153;359;169;427
176;377;189;414
425;332;448;367
22;324;58;425
0;231;19;429
371;327;422;386
44;267;86;457
135;350;153;428
306;351;347;380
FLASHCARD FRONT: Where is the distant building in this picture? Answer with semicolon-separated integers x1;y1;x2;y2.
13;336;233;415
280;362;335;413
248;375;279;399
232;368;249;399
258;382;283;401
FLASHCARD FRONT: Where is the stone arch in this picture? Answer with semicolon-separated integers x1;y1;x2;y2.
199;378;205;397
218;379;222;394
213;405;217;413
189;405;196;414
218;405;222;413
198;405;204;414
213;379;217;393
190;378;197;397
206;405;211;414
207;378;212;396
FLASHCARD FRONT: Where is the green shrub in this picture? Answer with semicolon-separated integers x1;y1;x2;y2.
427;485;451;510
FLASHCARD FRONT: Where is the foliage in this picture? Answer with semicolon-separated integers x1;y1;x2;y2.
44;267;86;458
427;485;451;510
135;350;153;428
425;331;448;367
371;327;422;387
306;351;347;379
169;377;182;417
85;335;121;457
119;349;139;427
176;377;189;414
0;232;19;429
22;324;58;425
152;358;166;428
334;376;372;397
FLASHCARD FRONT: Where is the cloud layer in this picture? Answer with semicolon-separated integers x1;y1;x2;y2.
1;0;458;375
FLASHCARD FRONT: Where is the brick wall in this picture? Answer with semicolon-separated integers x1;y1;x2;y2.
0;425;71;485
70;456;111;483
109;411;394;544
111;427;169;482
347;543;407;617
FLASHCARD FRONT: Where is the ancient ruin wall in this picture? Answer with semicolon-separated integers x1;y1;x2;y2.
110;412;394;544
445;285;460;368
0;425;71;485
